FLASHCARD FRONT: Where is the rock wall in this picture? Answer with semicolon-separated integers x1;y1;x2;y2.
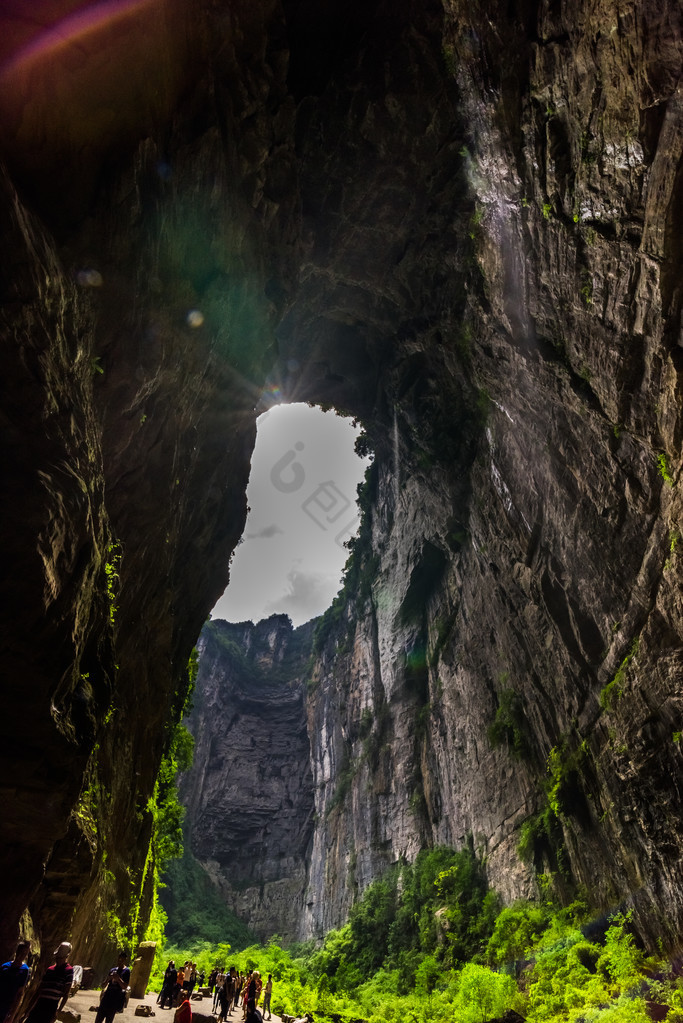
1;164;116;959
1;0;682;969
181;618;315;942
296;0;683;946
184;0;683;949
0;0;295;969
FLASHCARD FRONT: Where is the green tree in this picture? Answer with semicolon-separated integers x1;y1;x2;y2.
316;974;330;1013
455;963;517;1023
434;848;498;964
526;925;607;1021
414;954;442;1007
487;901;550;968
349;875;397;974
306;924;361;992
597;912;644;989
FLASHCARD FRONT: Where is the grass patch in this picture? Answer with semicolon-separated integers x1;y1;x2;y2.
487;687;532;761
658;452;674;486
600;637;640;711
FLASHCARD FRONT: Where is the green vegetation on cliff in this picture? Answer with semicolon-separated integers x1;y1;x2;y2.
142;650;199;950
160;837;254;949
205;617;315;687
312;462;378;657
72;647;200;957
154;844;683;1023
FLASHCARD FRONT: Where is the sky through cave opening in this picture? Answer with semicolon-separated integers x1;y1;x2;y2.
211;403;371;627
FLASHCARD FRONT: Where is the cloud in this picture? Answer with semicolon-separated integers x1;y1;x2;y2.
213;403;369;627
263;567;338;625
245;524;284;540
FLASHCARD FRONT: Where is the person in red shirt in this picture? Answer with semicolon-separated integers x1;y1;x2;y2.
174;996;192;1023
24;942;74;1023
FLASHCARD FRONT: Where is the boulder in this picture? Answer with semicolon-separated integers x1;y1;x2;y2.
130;942;157;999
57;1010;81;1023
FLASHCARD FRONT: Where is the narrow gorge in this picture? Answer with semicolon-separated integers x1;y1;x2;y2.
1;0;682;981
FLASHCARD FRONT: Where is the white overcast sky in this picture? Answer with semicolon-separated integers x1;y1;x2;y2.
212;403;370;627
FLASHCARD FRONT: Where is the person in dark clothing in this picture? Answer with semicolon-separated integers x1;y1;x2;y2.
95;951;130;1023
261;976;272;1021
160;963;178;1010
244;999;262;1023
222;970;235;1020
228;969;238;1014
216;977;228;1022
24;942;74;1023
0;941;31;1023
158;962;175;1005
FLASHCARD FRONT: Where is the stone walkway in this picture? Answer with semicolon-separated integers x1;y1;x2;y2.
68;987;160;1023
67;988;281;1023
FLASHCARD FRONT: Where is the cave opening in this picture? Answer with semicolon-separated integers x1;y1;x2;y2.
212;402;371;627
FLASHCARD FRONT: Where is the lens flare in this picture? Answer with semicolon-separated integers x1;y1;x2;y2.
259;382;283;407
186;310;204;328
0;0;161;81
76;268;103;287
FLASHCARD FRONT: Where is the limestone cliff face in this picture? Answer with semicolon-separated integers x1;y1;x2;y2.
0;165;117;957
180;618;315;942
0;0;294;968
185;0;683;949
1;0;682;969
296;0;683;945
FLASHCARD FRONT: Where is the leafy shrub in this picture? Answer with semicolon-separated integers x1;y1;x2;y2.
487;901;550;967
414;954;441;998
454;962;518;1023
488;688;532;760
597;912;644;988
152;848;669;1023
601;638;639;712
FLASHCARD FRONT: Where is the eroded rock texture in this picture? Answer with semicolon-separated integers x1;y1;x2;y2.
180;618;315;942
0;0;291;968
1;0;682;966
296;1;683;944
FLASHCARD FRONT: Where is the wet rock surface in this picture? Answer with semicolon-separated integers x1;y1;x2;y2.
180;618;316;941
